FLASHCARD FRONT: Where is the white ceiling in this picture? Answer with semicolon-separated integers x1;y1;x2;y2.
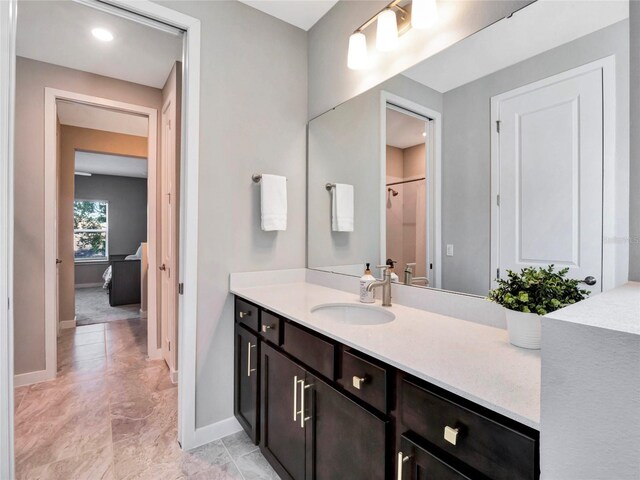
16;0;183;88
75;151;147;179
386;108;426;149
238;0;339;30
57;101;148;137
403;0;629;93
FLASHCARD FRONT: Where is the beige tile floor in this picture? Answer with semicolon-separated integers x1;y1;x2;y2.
14;318;279;480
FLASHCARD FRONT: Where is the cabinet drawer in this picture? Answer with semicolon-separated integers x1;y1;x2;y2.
260;311;282;345
235;297;259;332
283;322;335;379
398;432;478;480
400;378;537;480
339;349;388;412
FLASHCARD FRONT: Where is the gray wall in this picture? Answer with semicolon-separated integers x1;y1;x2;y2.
441;20;629;296
308;1;533;119
630;3;640;281
308;75;442;270
74;174;147;285
158;0;308;429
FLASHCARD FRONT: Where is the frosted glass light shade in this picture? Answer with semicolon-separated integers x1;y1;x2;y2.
347;32;368;70
376;9;398;52
411;0;438;29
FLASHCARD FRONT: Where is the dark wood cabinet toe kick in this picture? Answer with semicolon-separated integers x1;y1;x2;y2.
234;295;539;480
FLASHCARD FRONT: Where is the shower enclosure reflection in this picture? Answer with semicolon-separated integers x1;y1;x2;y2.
385;106;430;286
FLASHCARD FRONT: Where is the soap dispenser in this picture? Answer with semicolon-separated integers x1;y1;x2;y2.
359;263;375;303
386;259;400;283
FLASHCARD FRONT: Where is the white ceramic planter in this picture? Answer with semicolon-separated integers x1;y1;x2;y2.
505;309;541;350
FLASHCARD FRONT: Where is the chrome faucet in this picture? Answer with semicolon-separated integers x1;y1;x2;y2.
366;265;393;307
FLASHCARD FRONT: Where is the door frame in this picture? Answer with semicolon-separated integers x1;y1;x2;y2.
0;2;202;475
43;88;160;378
0;1;17;478
380;91;442;288
490;55;618;292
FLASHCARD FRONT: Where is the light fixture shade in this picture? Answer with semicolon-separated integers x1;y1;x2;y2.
376;9;398;52
411;0;438;29
347;32;368;70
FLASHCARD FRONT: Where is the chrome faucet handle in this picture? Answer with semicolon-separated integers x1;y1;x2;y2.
405;263;416;271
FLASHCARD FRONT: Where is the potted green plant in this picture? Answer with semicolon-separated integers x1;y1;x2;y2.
487;265;590;349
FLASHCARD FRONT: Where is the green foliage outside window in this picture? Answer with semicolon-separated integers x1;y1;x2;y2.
74;200;108;259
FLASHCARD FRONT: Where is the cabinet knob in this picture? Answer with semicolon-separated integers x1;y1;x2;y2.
352;375;369;390
261;324;272;332
239;311;251;318
444;425;460;446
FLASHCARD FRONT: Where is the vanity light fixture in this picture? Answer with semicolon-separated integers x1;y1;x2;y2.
347;0;439;70
347;31;368;70
376;9;399;52
91;27;114;42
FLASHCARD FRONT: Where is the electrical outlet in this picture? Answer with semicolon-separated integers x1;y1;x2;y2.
446;244;454;256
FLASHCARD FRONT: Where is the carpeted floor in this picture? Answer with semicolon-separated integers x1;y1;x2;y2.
75;287;141;326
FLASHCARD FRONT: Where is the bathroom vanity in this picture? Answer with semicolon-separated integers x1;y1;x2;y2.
231;276;540;480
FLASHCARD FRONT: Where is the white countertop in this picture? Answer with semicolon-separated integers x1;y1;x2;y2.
546;282;640;335
231;280;541;429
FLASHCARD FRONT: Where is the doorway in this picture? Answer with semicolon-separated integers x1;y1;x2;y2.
380;92;442;289
0;1;201;477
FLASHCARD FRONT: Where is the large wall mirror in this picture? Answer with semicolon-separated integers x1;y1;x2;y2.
307;0;630;297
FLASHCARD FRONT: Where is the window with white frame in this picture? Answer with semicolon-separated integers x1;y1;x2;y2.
74;200;108;261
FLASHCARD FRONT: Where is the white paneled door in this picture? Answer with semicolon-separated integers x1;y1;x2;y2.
493;65;603;293
161;94;178;374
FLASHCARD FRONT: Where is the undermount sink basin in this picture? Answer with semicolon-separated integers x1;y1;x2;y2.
310;303;395;325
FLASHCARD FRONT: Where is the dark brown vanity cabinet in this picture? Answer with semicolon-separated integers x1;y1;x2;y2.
397;432;479;480
234;324;259;443
234;296;539;480
260;341;388;480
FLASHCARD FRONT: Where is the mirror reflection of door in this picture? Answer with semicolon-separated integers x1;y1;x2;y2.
492;61;607;294
385;106;432;286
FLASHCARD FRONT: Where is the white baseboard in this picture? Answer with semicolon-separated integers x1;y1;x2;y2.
14;369;55;387
191;416;242;450
140;309;148;319
170;369;178;384
75;282;103;289
60;317;76;329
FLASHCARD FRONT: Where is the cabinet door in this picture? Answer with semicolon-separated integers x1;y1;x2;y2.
261;343;307;480
398;433;475;480
235;325;259;443
309;376;387;480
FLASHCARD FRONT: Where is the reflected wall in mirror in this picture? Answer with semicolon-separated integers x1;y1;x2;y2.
308;0;630;297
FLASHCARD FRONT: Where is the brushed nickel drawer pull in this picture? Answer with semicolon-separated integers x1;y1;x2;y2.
301;382;313;428
293;376;299;421
352;375;369;390
239;311;251;318
261;324;272;332
246;342;257;377
397;451;410;480
444;425;460;445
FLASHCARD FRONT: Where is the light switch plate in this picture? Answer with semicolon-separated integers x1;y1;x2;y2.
446;244;454;256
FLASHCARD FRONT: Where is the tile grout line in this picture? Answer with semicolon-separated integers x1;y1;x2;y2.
220;438;248;480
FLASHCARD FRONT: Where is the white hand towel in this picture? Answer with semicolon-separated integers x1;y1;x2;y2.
331;183;354;232
261;174;287;231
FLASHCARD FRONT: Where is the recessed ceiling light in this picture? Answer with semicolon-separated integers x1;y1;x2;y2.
91;28;114;42
422;132;427;137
